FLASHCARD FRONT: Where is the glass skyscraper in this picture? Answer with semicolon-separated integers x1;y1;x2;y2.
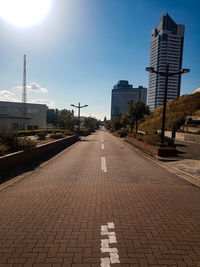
147;13;185;110
111;80;147;119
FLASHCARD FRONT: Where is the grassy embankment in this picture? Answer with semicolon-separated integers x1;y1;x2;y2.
139;92;200;133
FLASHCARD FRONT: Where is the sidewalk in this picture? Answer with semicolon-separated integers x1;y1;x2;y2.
122;134;200;187
160;140;200;186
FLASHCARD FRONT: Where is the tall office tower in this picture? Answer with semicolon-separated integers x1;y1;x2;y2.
111;80;147;119
147;13;185;110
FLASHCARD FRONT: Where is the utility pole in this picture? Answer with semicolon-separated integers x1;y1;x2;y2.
71;102;88;134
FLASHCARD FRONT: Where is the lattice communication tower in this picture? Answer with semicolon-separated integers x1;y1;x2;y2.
22;55;27;103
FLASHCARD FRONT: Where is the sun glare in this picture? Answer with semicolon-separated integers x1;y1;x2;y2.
0;0;53;27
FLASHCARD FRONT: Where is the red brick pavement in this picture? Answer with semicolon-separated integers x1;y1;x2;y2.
0;130;200;266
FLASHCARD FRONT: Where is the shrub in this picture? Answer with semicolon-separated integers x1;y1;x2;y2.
37;133;47;140
49;133;64;139
0;144;8;156
16;129;48;137
17;138;36;151
117;128;127;138
16;129;66;137
0;136;18;150
0;136;36;152
63;130;74;136
73;128;90;136
129;133;175;147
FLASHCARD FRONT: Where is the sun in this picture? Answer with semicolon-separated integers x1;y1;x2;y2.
0;0;53;27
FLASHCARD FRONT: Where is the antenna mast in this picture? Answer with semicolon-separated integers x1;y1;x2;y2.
22;54;27;103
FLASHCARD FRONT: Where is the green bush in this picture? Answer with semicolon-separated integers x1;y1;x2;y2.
37;133;47;140
0;144;8;156
16;129;49;136
73;128;90;136
16;129;67;137
117;128;127;138
17;138;36;151
0;136;36;152
0;136;18;150
49;133;64;139
129;133;175;147
63;130;74;136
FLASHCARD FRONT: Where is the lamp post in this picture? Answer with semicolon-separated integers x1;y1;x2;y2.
71;103;88;134
145;64;190;145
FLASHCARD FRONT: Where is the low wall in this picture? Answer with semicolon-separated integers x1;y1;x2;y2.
125;136;177;157
182;126;200;134
164;131;200;144
0;136;79;175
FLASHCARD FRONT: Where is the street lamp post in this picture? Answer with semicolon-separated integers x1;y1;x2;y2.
71;102;88;134
145;64;190;145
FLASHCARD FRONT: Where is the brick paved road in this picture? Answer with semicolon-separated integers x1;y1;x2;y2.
0;129;200;267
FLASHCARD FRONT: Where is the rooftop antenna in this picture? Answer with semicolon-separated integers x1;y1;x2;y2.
22;54;27;103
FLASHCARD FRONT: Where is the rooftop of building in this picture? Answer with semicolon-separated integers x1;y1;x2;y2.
113;80;146;90
0;100;47;108
113;80;133;89
156;13;184;34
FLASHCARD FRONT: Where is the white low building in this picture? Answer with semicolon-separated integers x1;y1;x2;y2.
0;101;47;135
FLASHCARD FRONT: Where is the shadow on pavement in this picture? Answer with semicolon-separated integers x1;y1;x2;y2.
176;143;188;147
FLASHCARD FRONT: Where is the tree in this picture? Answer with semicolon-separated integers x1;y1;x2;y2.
112;114;123;131
127;101;135;132
120;113;129;129
58;109;75;131
105;120;112;131
83;117;100;132
127;101;150;133
134;101;150;133
46;108;59;127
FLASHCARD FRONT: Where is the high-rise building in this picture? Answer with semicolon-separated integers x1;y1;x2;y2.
111;80;147;119
147;13;185;110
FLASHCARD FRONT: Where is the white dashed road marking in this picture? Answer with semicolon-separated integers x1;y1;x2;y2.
101;157;107;173
109;235;117;243
101;144;104;149
101;247;118;253
108;222;115;229
101;231;115;236
100;222;120;266
101;258;110;267
110;252;120;264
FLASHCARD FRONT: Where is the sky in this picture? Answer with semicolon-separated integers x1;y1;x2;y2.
0;0;199;120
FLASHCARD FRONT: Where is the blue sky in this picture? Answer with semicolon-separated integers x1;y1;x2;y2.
0;0;199;119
